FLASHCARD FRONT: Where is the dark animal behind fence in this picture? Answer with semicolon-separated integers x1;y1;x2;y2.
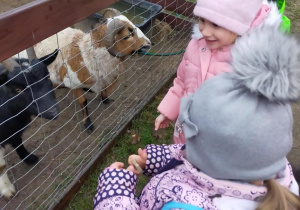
0;50;59;165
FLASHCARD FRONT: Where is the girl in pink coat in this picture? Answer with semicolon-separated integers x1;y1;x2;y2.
155;0;284;144
94;21;300;209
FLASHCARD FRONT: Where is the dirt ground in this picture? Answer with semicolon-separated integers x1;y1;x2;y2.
0;0;300;210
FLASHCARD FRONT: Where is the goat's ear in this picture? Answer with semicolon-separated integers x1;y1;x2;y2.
39;49;59;66
0;69;8;85
102;8;122;18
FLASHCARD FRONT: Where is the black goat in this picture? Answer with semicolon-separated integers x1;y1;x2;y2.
0;50;59;164
0;50;59;199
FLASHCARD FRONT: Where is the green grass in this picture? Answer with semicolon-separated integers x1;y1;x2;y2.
66;91;173;210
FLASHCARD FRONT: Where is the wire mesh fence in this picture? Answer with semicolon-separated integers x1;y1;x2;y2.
0;0;196;209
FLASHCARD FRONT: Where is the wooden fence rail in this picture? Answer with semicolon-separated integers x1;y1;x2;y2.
0;0;119;62
0;0;195;61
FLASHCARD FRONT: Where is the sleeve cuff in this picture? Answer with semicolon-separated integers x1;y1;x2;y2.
143;144;172;176
94;168;137;206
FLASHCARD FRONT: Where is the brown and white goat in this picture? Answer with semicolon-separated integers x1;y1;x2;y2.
33;9;151;131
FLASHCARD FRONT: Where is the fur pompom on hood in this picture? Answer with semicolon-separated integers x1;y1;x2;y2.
231;25;300;101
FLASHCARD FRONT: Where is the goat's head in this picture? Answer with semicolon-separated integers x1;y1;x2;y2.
104;9;151;57
1;50;60;120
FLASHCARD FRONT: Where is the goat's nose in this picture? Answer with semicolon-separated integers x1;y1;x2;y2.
50;106;60;116
43;106;60;120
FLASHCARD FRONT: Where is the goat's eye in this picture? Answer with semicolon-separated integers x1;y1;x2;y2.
16;88;22;93
129;28;135;36
123;35;130;40
123;28;135;40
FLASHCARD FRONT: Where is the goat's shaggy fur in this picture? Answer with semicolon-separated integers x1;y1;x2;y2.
32;12;151;131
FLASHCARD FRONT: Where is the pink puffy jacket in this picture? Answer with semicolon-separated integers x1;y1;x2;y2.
158;38;232;121
158;2;275;122
158;2;274;144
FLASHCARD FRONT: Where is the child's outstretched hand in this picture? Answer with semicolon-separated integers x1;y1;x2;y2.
108;148;147;175
155;114;170;130
109;162;124;169
128;148;147;175
108;162;137;173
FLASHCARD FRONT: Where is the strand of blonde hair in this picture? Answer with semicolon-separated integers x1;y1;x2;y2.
256;179;300;210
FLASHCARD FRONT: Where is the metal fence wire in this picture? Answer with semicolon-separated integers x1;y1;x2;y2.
0;0;195;208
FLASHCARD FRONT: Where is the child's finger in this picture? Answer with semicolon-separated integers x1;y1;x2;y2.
128;156;144;174
164;121;169;127
127;165;142;175
110;162;124;169
138;148;147;160
128;155;138;165
126;165;135;173
154;120;160;130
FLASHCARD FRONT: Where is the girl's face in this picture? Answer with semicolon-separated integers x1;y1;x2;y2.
198;18;238;50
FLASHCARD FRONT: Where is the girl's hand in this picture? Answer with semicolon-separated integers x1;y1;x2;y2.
128;148;147;175
155;114;170;130
108;162;137;174
109;162;124;169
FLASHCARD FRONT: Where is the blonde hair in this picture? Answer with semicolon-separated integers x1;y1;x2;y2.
256;179;300;210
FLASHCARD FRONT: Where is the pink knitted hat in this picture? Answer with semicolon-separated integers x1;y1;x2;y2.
193;0;263;35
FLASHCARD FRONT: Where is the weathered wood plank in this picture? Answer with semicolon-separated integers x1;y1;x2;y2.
0;0;119;61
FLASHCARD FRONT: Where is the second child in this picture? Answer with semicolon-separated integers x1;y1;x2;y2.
154;0;284;144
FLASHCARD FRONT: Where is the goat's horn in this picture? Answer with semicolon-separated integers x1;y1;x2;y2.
26;47;37;62
105;18;126;57
102;8;122;18
1;58;20;71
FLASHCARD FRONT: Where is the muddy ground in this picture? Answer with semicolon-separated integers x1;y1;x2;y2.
0;0;300;209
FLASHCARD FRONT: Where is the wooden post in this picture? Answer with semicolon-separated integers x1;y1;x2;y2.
1;58;20;70
26;47;37;62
